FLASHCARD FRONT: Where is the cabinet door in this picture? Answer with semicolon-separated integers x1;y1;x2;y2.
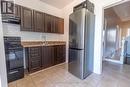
44;14;52;33
51;16;56;33
42;46;54;68
1;1;14;14
28;47;42;72
33;11;44;32
14;4;21;17
54;17;59;33
1;1;20;17
61;45;66;62
21;7;34;31
58;18;64;34
55;45;66;64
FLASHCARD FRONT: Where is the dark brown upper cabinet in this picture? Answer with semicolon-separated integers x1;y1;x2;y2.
51;16;56;33
1;2;64;34
14;4;21;18
33;11;44;32
3;3;65;34
58;18;64;34
54;17;59;33
1;1;14;14
44;14;52;33
1;1;20;17
21;6;34;31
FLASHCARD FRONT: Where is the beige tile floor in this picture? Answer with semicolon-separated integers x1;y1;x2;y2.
9;62;130;87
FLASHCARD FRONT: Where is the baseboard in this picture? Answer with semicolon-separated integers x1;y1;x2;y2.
104;59;123;64
29;62;66;75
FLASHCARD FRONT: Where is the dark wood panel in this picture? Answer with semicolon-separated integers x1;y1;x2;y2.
44;14;52;33
28;47;42;72
54;17;59;33
1;1;20;17
42;13;45;32
2;3;64;34
21;6;34;31
42;46;54;68
14;4;21;17
25;45;66;73
33;10;44;32
1;1;14;14
51;16;56;33
54;45;66;65
58;18;64;34
61;45;66;62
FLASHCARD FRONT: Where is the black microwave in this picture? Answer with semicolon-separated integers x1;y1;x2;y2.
1;1;20;24
2;14;20;24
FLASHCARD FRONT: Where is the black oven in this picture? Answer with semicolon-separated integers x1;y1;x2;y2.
4;37;24;82
5;48;23;70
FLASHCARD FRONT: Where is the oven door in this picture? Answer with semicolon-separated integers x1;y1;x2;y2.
6;48;24;70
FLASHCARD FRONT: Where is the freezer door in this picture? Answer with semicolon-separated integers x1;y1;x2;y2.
68;49;84;79
69;9;86;49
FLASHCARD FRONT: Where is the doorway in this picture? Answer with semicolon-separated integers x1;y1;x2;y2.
103;0;130;64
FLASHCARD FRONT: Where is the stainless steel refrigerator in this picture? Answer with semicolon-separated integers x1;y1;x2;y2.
69;8;95;79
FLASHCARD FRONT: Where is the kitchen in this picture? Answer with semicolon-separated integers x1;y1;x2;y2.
2;0;66;82
0;0;96;86
0;0;130;87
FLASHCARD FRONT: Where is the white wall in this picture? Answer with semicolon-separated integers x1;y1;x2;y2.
3;23;65;41
102;0;122;8
93;0;104;74
15;0;62;18
0;7;8;87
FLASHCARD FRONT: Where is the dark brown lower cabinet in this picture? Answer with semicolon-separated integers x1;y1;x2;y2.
42;46;54;69
54;45;66;65
26;47;42;73
26;45;66;73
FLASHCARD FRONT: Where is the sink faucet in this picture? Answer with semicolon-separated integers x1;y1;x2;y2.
41;33;47;45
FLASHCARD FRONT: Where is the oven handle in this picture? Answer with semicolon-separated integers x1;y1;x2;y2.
9;70;19;74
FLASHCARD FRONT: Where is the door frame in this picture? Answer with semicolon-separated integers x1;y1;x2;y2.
102;0;130;64
0;5;8;87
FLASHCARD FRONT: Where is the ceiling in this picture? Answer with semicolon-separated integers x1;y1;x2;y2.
40;0;74;9
104;7;121;26
105;1;130;24
104;8;120;21
113;1;130;22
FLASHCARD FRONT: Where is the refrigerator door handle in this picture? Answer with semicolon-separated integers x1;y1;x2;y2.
69;48;83;50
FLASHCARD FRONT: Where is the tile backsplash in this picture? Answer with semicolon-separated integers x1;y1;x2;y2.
2;23;65;41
